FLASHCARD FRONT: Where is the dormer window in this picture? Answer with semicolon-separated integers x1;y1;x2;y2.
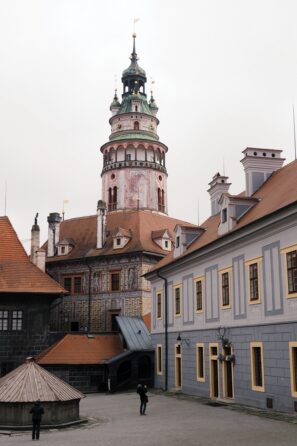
176;236;180;248
57;239;75;256
112;227;132;250
221;208;227;223
165;240;168;249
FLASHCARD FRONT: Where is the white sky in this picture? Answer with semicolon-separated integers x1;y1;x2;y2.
1;0;297;249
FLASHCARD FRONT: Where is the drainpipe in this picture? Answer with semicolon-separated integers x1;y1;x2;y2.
157;271;168;391
86;263;92;333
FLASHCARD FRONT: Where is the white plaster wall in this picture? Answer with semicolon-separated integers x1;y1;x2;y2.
151;217;297;334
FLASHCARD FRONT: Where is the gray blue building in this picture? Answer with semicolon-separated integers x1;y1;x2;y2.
146;149;297;413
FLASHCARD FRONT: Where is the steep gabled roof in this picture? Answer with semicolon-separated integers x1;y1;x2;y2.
0;216;65;294
37;334;124;365
45;210;196;263
149;159;297;272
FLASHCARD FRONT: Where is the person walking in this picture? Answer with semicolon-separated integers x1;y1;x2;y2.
137;384;148;415
30;400;44;440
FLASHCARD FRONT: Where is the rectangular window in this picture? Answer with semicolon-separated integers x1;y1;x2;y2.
195;280;203;312
249;263;259;301
287;251;297;294
63;277;72;293
174;286;181;316
74;276;82;294
246;258;262;303
250;342;265;392
0;310;8;331
221;208;227;223
110;272;120;291
176;236;180;248
63;275;83;294
12;310;23;331
156;345;163;375
157;292;162;319
222;272;230;307
289;342;297;397
196;343;205;382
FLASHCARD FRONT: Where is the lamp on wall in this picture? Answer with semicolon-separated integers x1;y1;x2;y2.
176;333;190;346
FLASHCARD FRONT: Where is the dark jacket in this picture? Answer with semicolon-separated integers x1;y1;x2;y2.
30;403;44;421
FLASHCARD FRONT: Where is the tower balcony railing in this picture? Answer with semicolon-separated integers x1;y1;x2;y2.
102;160;167;174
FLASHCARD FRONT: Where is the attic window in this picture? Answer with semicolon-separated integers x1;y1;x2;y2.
272;153;275;158
165;240;168;248
263;152;267;157
222;208;227;223
116;238;121;246
61;246;65;254
176;236;180;248
253;152;257;156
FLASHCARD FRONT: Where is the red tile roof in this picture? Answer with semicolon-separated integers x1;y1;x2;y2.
150;159;297;272
37;334;124;365
0;217;65;294
45;210;196;263
143;313;151;332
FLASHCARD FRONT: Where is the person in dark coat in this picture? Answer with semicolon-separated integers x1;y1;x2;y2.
30;401;44;440
137;384;148;415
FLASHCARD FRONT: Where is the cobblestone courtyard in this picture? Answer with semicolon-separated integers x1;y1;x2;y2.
2;392;297;446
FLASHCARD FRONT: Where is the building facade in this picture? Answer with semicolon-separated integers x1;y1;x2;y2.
146;150;297;413
38;35;194;334
0;217;65;377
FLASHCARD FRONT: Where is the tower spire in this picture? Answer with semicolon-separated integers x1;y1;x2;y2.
131;33;137;63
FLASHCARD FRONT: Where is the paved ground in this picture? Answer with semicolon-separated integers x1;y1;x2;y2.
2;392;297;446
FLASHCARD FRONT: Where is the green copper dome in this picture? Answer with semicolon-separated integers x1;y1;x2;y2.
110;90;121;110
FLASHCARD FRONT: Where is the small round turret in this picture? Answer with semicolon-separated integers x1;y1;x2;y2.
110;90;121;116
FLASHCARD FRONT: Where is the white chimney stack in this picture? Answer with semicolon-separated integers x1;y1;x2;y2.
207;173;231;216
47;212;62;257
241;148;285;196
30;213;40;265
97;200;107;249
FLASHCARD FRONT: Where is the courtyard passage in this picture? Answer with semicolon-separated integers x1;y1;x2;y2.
3;392;297;446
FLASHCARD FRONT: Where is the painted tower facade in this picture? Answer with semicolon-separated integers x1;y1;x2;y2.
101;34;168;214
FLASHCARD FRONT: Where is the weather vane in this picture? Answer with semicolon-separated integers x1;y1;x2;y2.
133;17;140;36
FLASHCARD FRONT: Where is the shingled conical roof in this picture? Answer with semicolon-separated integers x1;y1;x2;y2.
0;357;84;402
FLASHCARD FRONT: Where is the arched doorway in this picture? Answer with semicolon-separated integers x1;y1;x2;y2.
117;361;132;383
138;355;151;379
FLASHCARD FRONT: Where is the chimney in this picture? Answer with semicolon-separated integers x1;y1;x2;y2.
35;249;46;272
97;200;107;249
47;212;62;257
30;213;40;265
207;173;231;216
241;148;285;196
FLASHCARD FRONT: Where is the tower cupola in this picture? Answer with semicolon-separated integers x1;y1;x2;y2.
122;33;147;96
100;35;168;215
110;89;121;116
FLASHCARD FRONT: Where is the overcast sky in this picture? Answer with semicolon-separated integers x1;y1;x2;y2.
1;0;297;250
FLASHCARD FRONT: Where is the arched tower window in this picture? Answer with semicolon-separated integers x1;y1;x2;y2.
157;188;162;212
161;189;165;213
134;121;139;130
108;187;118;211
108;188;113;211
113;186;117;210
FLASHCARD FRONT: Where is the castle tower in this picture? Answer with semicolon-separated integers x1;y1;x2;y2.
100;34;168;214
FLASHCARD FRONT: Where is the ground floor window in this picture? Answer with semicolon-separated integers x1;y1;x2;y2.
250;342;265;392
289;342;297;397
196;343;205;382
156;345;163;375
